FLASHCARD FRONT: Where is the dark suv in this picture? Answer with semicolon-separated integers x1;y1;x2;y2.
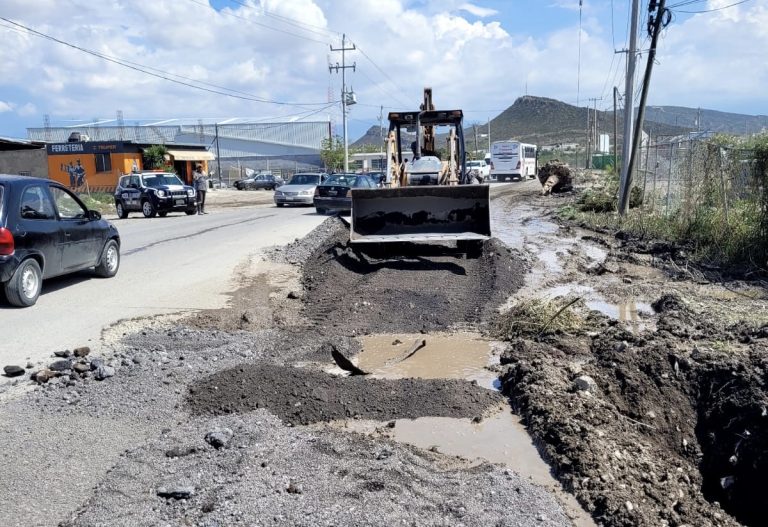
114;172;197;218
0;175;120;307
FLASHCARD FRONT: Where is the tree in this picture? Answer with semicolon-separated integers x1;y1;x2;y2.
320;136;345;171
143;145;171;170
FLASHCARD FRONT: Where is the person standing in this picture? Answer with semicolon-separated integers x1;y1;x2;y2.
193;164;208;214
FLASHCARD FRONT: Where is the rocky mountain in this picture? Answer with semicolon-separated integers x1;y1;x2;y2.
644;106;768;135
351;96;765;150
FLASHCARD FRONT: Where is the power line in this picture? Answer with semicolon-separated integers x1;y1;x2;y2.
672;0;752;13
0;16;334;109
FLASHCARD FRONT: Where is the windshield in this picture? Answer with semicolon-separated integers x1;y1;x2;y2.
289;174;321;185
468;161;482;167
324;174;358;186
142;174;184;187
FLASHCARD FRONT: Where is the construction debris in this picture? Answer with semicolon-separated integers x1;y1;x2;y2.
537;160;573;195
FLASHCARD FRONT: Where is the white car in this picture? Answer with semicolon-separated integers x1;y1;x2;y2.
467;160;490;180
274;173;328;207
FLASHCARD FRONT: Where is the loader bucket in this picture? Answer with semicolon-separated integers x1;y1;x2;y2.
349;185;491;243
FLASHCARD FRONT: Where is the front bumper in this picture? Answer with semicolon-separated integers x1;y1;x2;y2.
314;196;351;211
155;196;197;211
275;193;314;205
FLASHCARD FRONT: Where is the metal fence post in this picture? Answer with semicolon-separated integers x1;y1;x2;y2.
665;142;674;215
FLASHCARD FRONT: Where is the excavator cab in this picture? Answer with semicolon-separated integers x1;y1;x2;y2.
349;89;491;244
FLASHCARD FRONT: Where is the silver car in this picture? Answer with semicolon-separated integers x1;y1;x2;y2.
274;173;328;207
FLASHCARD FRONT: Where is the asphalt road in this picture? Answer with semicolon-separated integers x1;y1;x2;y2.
0;202;325;369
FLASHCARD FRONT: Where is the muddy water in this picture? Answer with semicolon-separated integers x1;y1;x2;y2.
357;333;500;390
347;332;595;526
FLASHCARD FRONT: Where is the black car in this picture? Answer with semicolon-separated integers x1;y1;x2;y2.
0;175;120;307
313;173;377;214
114;172;197;218
234;174;284;191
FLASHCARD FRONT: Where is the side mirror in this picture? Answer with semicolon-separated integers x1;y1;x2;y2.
88;210;102;221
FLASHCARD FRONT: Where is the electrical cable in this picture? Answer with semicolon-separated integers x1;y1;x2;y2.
0;16;334;109
673;0;752;13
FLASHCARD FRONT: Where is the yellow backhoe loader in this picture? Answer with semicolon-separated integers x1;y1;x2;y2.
349;88;491;244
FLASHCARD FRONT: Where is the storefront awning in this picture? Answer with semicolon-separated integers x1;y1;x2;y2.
166;149;215;161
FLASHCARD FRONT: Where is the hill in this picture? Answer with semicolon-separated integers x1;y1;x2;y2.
644;106;768;135
351;96;693;150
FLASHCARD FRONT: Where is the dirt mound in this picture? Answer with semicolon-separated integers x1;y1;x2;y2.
300;223;525;334
187;363;503;425
499;299;768;526
537;160;573;195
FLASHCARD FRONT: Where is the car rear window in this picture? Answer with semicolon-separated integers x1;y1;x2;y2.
290;174;320;185
324;175;358;186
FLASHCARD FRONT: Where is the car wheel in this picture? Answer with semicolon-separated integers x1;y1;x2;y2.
94;239;120;278
142;200;157;218
158;211;168;217
4;258;42;307
276;203;284;207
316;207;327;215
115;201;128;219
185;209;197;215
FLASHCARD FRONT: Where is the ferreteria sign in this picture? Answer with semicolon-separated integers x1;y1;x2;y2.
46;141;139;155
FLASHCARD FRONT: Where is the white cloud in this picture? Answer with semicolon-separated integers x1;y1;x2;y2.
0;0;765;138
17;103;37;116
0;101;13;113
458;3;498;18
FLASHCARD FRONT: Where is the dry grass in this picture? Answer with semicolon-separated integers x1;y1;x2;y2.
494;297;585;339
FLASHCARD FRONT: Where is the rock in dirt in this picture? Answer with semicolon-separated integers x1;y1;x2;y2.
204;428;234;449
89;357;105;371
49;359;73;372
94;365;115;381
651;293;687;313
53;350;72;358
573;375;597;393
33;369;56;383
156;486;194;500
287;291;300;299
3;365;25;377
73;347;91;358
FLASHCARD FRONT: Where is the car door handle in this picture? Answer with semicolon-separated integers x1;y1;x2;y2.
65;232;71;237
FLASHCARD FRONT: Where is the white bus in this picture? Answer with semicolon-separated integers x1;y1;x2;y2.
490;141;537;182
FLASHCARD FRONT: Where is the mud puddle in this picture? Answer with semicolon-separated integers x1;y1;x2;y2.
328;331;595;526
356;332;501;390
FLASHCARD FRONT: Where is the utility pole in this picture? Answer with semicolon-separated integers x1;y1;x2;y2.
589;97;603;152
619;0;640;213
585;97;602;167
619;0;669;214
487;118;491;151
613;87;619;172
473;124;479;158
215;123;222;186
329;34;356;172
585;104;591;169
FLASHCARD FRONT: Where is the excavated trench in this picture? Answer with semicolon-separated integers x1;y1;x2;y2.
187;186;768;527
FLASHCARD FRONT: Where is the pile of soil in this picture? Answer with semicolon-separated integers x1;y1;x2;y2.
301;222;525;334
538;160;573;195
499;294;768;526
188;362;502;426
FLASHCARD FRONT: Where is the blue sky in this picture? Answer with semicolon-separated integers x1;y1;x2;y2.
0;0;765;141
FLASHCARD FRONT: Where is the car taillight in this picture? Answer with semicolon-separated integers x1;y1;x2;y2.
344;189;351;197
516;160;521;169
0;227;14;256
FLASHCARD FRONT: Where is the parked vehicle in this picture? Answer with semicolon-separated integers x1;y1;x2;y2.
0;174;121;307
314;173;377;214
363;172;387;187
466;160;490;180
273;173;328;207
114;172;197;218
234;174;284;191
490;140;538;181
